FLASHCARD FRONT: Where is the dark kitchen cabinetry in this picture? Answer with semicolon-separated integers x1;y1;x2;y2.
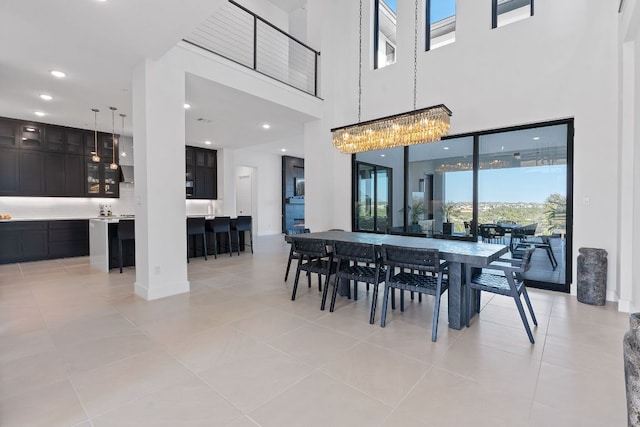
0;221;48;264
0;118;17;147
0;220;89;264
48;220;89;259
0;115;119;198
19;151;45;195
186;146;217;199
0;148;19;195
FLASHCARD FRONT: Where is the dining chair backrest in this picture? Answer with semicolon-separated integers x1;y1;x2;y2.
291;238;330;258
381;244;441;274
512;223;537;239
332;241;378;264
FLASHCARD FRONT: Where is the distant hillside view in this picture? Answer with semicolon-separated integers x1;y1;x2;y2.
447;193;566;235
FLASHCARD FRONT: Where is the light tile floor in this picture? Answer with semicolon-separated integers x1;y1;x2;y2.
0;235;629;426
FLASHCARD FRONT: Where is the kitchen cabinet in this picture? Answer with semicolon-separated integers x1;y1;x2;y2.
45;153;84;197
0;220;89;264
19;151;45;195
20;123;44;150
0;148;19;195
49;220;89;258
0;118;17;147
0;115;119;198
0;221;48;264
186;146;217;200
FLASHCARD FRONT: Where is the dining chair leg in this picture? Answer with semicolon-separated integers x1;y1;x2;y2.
186;235;190;264
291;265;302;301
369;283;379;325
522;288;538;326
328;276;339;312
400;290;405;312
321;274;333;311
248;230;254;253
236;230;241;256
431;278;443;342
227;232;232;257
380;284;391;328
284;246;294;281
513;293;535;344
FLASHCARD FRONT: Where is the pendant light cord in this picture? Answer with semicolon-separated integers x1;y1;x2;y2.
413;0;418;111
358;0;363;123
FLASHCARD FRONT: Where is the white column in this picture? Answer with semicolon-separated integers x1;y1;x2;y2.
132;56;189;300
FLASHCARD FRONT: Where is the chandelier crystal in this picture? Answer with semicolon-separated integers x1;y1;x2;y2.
331;104;452;154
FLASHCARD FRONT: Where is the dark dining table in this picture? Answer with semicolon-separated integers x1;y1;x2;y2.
287;230;509;330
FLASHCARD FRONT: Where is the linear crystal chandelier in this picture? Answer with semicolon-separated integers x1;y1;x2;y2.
331;0;452;154
331;104;452;154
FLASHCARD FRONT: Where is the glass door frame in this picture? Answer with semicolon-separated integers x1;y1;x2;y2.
352;160;393;233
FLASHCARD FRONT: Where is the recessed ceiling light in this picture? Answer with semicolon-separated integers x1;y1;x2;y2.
34;111;46;117
205;140;212;145
281;148;287;152
26;127;36;132
96;0;108;2
533;136;540;140
184;103;191;109
50;70;66;78
443;146;449;150
39;94;53;101
262;123;271;129
121;152;127;157
380;154;386;157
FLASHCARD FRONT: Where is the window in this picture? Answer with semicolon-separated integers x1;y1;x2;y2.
492;0;534;29
426;0;456;51
374;0;397;69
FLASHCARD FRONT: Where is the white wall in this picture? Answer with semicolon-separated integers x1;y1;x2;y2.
311;0;622;300
224;147;282;236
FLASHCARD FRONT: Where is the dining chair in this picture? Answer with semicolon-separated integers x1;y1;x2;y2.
290;237;337;301
186;217;207;263
325;241;386;324
466;246;538;343
510;223;557;270
284;228;310;281
117;219;135;273
380;245;449;342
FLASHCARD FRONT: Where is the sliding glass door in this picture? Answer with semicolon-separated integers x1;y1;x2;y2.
478;123;570;291
354;161;392;233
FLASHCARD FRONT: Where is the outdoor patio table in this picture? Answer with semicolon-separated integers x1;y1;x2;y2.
287;230;508;330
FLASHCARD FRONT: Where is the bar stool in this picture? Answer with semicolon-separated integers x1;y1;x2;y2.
233;216;253;255
206;216;232;258
186;217;207;263
117;220;135;273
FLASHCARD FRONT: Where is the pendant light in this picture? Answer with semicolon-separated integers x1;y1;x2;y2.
119;113;126;156
109;107;118;170
91;108;100;163
330;0;451;154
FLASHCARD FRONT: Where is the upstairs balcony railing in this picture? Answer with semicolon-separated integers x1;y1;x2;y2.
183;0;320;97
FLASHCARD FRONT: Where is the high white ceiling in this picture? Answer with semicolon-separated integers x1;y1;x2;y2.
0;0;310;158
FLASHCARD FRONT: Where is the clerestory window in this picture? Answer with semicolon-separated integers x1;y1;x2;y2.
492;0;534;29
426;0;456;51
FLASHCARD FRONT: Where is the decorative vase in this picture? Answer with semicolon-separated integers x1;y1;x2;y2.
625;313;640;426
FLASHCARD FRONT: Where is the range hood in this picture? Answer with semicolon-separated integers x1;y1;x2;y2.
120;165;134;183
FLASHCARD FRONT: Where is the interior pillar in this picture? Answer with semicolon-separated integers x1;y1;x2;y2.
131;56;189;300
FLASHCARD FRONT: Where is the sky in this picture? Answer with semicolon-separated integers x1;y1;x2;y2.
383;0;456;23
444;165;567;203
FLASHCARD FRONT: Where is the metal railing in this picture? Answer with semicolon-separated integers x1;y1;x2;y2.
183;0;320;97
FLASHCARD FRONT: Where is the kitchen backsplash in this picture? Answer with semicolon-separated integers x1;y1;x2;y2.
0;183;222;219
